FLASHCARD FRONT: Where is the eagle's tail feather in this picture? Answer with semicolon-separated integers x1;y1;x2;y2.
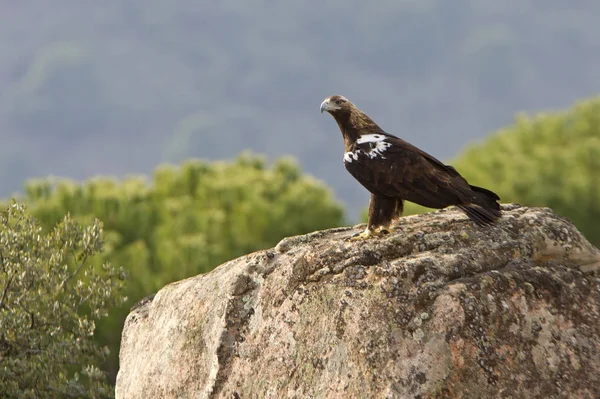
456;184;502;226
456;203;501;226
469;184;500;201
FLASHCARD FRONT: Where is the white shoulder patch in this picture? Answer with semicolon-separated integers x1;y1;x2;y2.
345;134;392;163
357;134;392;159
344;151;359;163
356;134;385;144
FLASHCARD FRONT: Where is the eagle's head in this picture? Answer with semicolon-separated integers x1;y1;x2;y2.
320;95;352;115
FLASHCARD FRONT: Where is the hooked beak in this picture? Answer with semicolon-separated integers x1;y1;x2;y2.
320;99;330;113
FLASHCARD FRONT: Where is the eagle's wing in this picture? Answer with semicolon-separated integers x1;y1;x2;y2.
344;134;471;209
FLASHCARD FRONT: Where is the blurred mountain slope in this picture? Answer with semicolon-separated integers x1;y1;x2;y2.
2;1;600;216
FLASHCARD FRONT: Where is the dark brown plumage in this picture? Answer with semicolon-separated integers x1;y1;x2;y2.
320;95;501;238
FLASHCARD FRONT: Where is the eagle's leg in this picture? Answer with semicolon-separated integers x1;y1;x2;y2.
351;194;397;240
388;199;404;231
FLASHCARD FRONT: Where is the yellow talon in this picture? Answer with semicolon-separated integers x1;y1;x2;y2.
350;229;372;241
350;227;389;241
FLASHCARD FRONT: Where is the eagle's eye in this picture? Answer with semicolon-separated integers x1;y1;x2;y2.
335;100;343;105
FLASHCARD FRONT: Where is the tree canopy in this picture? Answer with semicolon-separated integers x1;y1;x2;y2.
0;201;126;398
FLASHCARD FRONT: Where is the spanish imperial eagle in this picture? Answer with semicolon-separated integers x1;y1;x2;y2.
320;95;501;239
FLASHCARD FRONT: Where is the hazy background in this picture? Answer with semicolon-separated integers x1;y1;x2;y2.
2;0;600;218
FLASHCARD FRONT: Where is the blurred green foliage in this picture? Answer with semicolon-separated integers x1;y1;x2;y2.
16;153;345;383
399;98;600;245
0;201;126;398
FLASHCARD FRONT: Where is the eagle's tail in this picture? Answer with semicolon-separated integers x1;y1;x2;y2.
469;185;500;201
456;185;501;226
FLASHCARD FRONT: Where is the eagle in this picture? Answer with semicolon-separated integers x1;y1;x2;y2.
320;95;501;239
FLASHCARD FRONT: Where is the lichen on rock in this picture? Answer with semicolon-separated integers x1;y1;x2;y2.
116;205;600;399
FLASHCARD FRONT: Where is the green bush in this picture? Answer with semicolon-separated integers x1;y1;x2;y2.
0;201;126;398
399;97;600;245
18;153;345;382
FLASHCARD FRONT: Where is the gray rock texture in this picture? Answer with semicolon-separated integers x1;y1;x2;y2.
115;204;600;399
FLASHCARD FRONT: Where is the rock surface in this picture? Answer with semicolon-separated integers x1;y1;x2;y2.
115;205;600;399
